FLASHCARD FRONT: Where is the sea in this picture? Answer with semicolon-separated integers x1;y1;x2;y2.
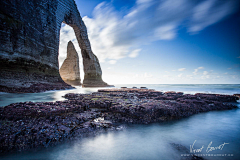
0;84;240;160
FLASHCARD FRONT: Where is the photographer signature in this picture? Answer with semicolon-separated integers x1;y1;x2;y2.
190;140;229;153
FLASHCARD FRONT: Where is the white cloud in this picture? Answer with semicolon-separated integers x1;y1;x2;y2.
189;0;239;33
193;69;198;75
178;73;183;77
137;0;153;5
79;0;239;63
193;66;204;75
186;75;193;79
163;75;171;78
201;70;210;79
232;75;240;80
144;72;153;78
129;49;141;58
58;0;239;65
203;71;208;75
109;60;117;64
201;75;210;79
178;68;186;71
131;72;153;79
154;25;176;40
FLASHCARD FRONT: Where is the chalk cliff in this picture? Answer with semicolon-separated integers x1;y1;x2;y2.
0;0;109;92
60;41;81;86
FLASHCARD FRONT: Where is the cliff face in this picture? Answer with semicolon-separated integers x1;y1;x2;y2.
0;0;108;92
60;41;81;86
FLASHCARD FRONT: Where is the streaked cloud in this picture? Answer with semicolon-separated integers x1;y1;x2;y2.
189;0;239;33
58;0;239;84
129;49;141;58
78;0;239;63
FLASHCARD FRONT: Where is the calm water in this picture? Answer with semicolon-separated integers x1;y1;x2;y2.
0;84;240;160
1;84;239;107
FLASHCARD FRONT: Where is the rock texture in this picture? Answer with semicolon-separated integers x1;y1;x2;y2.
0;88;238;153
60;41;81;86
0;0;109;92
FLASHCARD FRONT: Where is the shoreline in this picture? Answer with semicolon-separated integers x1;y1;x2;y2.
0;83;75;93
0;88;239;153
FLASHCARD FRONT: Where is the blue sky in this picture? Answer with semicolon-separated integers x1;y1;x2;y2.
58;0;240;84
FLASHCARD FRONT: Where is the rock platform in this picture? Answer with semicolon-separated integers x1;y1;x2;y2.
0;88;239;153
0;82;74;93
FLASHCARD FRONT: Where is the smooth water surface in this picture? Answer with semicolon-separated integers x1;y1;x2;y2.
1;84;239;107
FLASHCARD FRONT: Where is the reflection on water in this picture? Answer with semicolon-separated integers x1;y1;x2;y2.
1;108;240;160
0;86;107;107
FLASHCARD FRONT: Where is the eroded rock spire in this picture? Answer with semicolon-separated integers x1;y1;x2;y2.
60;41;81;85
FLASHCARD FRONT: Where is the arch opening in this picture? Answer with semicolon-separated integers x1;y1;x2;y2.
60;11;110;87
58;23;84;86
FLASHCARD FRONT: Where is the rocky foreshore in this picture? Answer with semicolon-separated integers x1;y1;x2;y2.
0;88;239;153
0;82;74;93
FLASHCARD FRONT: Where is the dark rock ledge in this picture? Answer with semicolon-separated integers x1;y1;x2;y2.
0;83;74;93
0;88;238;153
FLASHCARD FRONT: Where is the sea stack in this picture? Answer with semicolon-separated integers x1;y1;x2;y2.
60;41;81;86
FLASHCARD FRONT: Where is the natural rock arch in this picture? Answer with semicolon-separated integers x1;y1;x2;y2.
58;2;108;87
0;0;109;92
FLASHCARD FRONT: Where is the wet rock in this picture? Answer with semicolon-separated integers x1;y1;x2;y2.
0;88;238;153
233;94;240;99
0;83;74;93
